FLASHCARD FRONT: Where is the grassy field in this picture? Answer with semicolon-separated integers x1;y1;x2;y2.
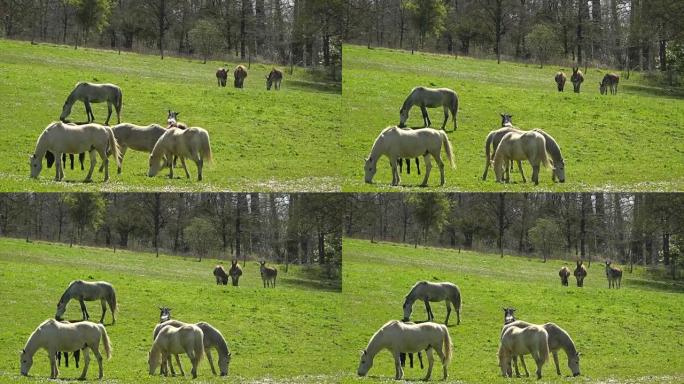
341;45;684;192
339;238;684;383
0;237;343;383
0;39;341;192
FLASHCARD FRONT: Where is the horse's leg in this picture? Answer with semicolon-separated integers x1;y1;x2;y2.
517;160;526;183
534;353;544;379
420;105;429;127
423;299;432;321
552;351;561;375
513;356;520;377
419;154;432;187
196;159;203;181
444;300;451;325
434;342;448;380
441;105;449;130
519;354;530;377
418;351;424;369
84;150;96;182
49;349;58;379
392;350;403;380
206;349;217;375
98;299;107;323
91;346;104;379
389;157;399;186
78;298;89;320
532;164;540;185
179;157;190;179
79;348;90;380
98;148;109;182
432;150;445;186
105;101;112;126
424;347;434;380
416;158;421;175
55;153;63;181
175;354;185;376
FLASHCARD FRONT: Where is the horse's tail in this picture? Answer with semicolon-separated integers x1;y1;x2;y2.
106;126;121;167
451;92;459;129
200;130;213;163
440;131;455;169
441;325;453;366
109;285;117;316
98;324;112;360
538;331;549;365
537;135;551;169
194;329;205;362
485;131;494;162
115;87;123;113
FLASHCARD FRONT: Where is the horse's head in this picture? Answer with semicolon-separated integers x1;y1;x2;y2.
159;306;171;323
20;349;33;376
29;154;42;179
599;81;607;95
59;102;72;122
357;350;372;376
148;153;163;177
402;296;413;321
568;351;581;377
266;75;273;90
398;108;408;128
503;307;516;324
148;351;160;375
219;351;231;376
364;157;376;184
500;113;513;127
55;300;66;320
553;160;565;183
167;110;179;127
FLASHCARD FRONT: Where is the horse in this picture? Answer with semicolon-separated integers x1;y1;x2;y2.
503;307;517;325
60;82;123;125
259;261;277;288
574;260;587;287
493;130;551;185
398;158;421;175
216;68;228;87
57;350;81;368
571;67;584;93
481;114;524;181
499;324;549;379
159;307;172;323
153;320;231;377
46;152;85;171
101;123;167;174
266;68;283;90
148;127;212;181
166;110;188;130
55;280;117;325
559;266;571;286
532;129;565;183
402;281;462;326
30;122;121;182
149;324;204;378
503;319;581;377
229;260;243;286
555;71;567;92
364;126;455;187
357;320;452;380
400;351;424;370
600;73;620;95
605;260;622;289
234;65;247;88
213;265;229;285
398;87;459;131
20;319;111;380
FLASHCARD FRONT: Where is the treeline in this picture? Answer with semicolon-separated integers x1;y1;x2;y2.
345;193;684;279
0;193;343;278
0;0;342;78
343;0;684;78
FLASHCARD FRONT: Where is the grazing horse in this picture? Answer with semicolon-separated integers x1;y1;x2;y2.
605;261;622;289
532;129;565;183
30;122;121;182
574;260;587;287
148;127;212;181
216;68;228;87
55;280;117;324
60;82;123;125
555;71;567;92
559;266;571;286
228;260;243;286
213;265;229;285
364;126;455;187
103;123;167;174
234;65;247;88
402;281;462;326
149;324;204;378
493;130;551;185
571;67;584;93
259;261;277;288
481;114;524;181
499;324;549;379
20;319;111;380
357;320;452;380
266;68;283;90
399;87;459;131
600;73;620;95
153;320;232;377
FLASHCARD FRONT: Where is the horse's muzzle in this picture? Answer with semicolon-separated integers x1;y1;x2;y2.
573;372;580;377
402;317;409;322
560;179;566;183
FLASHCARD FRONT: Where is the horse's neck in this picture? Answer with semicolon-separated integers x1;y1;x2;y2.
369;137;385;162
365;330;387;358
548;325;577;355
401;96;414;112
23;330;44;356
34;132;50;158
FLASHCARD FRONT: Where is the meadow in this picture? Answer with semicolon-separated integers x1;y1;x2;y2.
339;238;684;383
0;237;343;383
0;39;341;192
341;45;684;192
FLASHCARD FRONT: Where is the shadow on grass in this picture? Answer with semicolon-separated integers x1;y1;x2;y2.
281;265;341;292
627;277;684;293
622;84;684;99
287;79;341;95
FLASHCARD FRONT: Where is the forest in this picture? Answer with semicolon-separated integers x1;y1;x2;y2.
0;193;343;278
344;0;684;82
345;193;684;279
0;0;342;79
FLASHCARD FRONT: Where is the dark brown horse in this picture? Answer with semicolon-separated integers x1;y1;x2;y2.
228;260;243;286
213;265;228;285
559;267;570;286
234;65;247;88
573;260;587;287
599;73;619;95
571;67;584;93
554;72;567;92
398;158;421;175
605;261;622;289
266;68;283;90
216;68;228;87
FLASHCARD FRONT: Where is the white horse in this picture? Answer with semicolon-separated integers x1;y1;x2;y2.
29;121;121;182
60;82;123;125
503;320;581;377
357;320;452;380
149;324;204;378
153;320;232;377
364;126;454;187
399;87;459;131
147;127;212;181
20;319;112;380
106;123;167;174
402;281;462;325
499;324;549;379
493;130;551;185
55;280;117;325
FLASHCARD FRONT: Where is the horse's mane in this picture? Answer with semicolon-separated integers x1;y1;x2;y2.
533;129;563;163
405;281;427;299
544;322;578;356
198;322;230;356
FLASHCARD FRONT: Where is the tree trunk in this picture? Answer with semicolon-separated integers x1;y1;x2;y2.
498;193;505;257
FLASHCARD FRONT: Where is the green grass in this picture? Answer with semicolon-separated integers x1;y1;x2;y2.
341;45;684;192
339;238;684;383
0;237;343;383
0;39;341;192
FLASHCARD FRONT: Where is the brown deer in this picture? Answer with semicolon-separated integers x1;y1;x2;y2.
259;261;277;288
573;260;587;287
605;261;622;289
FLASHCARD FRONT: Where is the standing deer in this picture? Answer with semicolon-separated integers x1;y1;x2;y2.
259;261;277;288
605;261;622;289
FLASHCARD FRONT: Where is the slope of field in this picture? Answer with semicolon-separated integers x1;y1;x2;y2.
0;39;341;192
0;238;342;383
341;45;684;192
340;238;684;383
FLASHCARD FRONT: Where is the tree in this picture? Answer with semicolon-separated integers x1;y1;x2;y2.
529;218;562;262
68;0;112;47
408;193;450;245
64;193;106;244
185;217;219;261
527;23;559;68
189;19;221;63
404;0;447;48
